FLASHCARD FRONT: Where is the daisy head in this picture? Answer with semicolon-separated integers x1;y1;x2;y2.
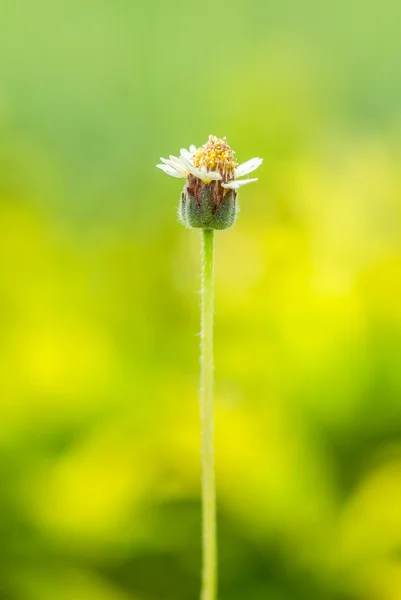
157;135;262;230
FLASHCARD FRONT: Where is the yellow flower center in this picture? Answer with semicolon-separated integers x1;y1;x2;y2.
193;135;238;181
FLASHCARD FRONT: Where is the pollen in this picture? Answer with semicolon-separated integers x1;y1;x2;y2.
193;135;238;180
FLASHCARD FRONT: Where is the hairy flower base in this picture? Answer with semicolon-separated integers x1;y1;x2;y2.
179;180;237;230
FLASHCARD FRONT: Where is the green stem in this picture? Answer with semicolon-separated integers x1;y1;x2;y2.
200;228;216;600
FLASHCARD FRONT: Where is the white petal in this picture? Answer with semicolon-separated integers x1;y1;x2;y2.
189;145;197;153
235;157;263;178
160;156;180;167
159;157;188;177
222;178;258;189
187;164;205;179
162;156;189;174
168;154;186;167
156;164;187;178
202;170;222;183
188;164;222;183
180;148;194;162
179;152;195;169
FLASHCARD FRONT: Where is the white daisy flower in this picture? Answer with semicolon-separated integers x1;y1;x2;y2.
157;135;262;230
157;135;262;190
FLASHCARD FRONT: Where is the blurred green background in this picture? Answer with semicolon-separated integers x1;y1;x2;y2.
1;0;401;598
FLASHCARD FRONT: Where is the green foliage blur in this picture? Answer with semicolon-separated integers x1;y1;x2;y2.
1;0;401;598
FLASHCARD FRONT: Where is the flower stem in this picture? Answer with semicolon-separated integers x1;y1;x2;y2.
200;228;217;600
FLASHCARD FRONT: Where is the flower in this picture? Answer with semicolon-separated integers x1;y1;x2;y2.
157;135;262;189
156;135;262;230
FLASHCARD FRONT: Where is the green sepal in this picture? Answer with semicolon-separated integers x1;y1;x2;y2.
210;190;237;230
179;184;237;230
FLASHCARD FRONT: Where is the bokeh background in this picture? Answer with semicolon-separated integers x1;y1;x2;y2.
1;1;401;598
